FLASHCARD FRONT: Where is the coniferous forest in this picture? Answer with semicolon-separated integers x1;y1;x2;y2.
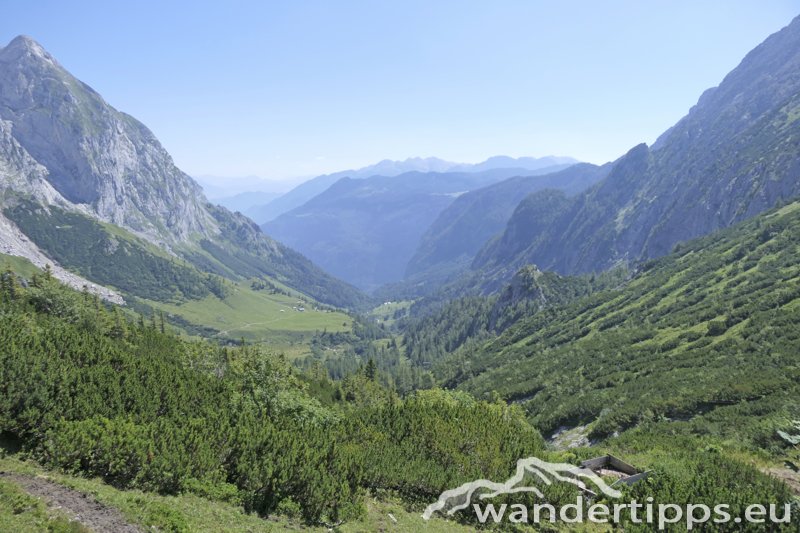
0;268;545;525
2;203;800;529
2;7;800;533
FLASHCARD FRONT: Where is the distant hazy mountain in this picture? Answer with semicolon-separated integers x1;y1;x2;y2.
0;35;366;309
451;155;578;173
250;155;578;224
354;156;462;176
194;174;302;199
471;15;800;282
194;175;301;219
248;158;457;223
468;188;582;291
405;163;609;288
262;165;573;291
211;191;281;216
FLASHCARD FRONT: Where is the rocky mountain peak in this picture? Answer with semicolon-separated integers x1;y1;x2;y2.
0;35;366;309
1;35;55;63
0;35;216;244
475;15;800;280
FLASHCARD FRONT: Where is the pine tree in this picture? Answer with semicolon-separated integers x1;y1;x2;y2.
365;358;377;381
109;306;126;339
1;265;17;301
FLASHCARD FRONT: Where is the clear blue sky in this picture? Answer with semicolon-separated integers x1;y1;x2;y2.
1;1;797;180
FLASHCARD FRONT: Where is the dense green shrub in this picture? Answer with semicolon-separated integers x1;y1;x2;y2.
0;276;543;524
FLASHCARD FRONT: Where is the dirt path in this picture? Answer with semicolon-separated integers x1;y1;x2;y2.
211;314;297;338
765;466;800;496
0;472;142;532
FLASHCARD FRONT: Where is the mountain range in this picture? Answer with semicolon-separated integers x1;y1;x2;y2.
248;155;577;224
194;174;301;199
466;14;800;281
262;164;576;291
404;163;610;290
4;14;800;312
0;35;366;312
2;12;800;532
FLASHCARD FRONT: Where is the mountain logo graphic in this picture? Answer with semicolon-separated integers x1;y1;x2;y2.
422;457;622;520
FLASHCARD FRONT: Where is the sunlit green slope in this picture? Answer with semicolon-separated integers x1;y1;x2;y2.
443;200;800;444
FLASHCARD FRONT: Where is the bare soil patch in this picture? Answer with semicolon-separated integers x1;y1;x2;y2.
0;472;142;532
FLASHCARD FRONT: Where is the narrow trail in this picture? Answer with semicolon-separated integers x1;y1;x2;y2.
1;472;143;532
212;314;296;337
764;467;800;496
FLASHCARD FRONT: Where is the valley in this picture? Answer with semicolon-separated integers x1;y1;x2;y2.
148;279;352;348
1;8;800;533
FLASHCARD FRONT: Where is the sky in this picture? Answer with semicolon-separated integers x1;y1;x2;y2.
1;1;798;182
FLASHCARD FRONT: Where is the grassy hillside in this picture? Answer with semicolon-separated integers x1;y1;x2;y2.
1;209;797;529
0;457;474;533
3;201;359;345
398;265;629;373
6;201;227;303
4;185;800;530
4;200;370;312
147;278;353;351
440;200;800;451
0;253;42;279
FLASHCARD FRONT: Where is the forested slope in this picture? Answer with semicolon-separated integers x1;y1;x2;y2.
440;200;800;447
1;223;797;528
0;268;541;525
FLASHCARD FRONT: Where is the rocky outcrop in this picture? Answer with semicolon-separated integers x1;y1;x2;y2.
0;117;123;303
0;36;366;309
475;15;800;279
0;35;215;244
0;119;70;206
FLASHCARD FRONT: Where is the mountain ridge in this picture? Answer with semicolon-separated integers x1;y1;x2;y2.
262;165;574;291
0;35;367;310
405;163;610;289
470;15;800;282
249;155;578;224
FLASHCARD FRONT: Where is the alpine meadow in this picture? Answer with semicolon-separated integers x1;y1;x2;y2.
1;4;800;532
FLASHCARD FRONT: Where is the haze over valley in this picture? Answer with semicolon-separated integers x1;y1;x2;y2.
1;4;799;531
